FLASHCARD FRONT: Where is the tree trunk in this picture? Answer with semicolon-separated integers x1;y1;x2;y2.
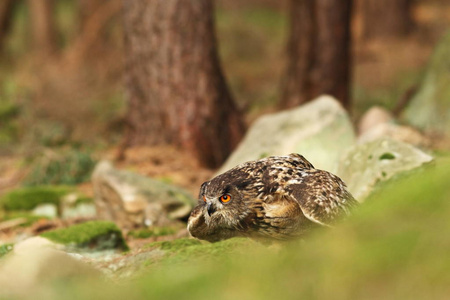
0;0;15;52
280;0;315;108
280;0;352;109
360;0;414;40
122;0;245;168
28;0;57;57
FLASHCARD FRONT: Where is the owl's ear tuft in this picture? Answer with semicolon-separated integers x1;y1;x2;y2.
198;182;208;198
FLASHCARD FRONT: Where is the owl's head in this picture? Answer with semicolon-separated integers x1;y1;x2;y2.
187;168;255;242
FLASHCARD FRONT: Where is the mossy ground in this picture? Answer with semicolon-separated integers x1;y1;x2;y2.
0;185;72;211
27;156;450;300
40;220;129;251
128;227;177;239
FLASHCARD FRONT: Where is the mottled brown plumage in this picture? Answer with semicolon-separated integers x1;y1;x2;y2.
187;153;357;242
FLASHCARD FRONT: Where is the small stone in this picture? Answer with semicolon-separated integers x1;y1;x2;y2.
358;123;430;148
32;203;58;218
358;106;394;135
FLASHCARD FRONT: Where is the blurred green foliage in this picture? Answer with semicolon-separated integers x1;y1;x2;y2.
24;149;96;186
0;244;13;259
0;185;72;211
41;220;129;251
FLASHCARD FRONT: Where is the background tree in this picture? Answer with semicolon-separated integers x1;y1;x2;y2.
0;0;15;52
359;0;414;40
280;0;353;109
27;0;57;57
122;0;245;168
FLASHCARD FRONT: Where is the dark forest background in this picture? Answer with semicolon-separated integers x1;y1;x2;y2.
0;0;449;189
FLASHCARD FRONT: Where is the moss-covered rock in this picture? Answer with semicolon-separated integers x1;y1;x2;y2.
337;138;433;200
40;221;129;251
0;186;72;211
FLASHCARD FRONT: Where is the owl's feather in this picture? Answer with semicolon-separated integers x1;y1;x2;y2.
188;153;357;242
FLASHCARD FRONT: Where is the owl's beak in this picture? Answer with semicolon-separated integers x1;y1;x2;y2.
206;202;216;216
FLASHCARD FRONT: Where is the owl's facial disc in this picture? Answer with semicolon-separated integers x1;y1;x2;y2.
204;193;232;216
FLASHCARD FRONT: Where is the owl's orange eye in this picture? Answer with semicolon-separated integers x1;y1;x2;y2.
219;194;231;203
203;196;206;202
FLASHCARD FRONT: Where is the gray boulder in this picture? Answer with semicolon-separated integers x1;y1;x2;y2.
337;138;433;201
218;95;356;174
92;161;195;229
402;30;450;137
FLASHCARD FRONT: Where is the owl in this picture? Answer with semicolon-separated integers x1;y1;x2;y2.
187;153;357;242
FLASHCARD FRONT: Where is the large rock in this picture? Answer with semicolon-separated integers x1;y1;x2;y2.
0;237;99;298
337;138;433;201
218;95;356;174
93;161;195;229
402;30;450;137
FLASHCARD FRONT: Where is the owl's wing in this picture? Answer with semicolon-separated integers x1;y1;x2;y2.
287;153;315;169
285;169;357;226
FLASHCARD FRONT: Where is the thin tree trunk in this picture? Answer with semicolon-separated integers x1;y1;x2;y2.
28;0;57;57
360;0;414;40
311;0;352;108
280;0;315;108
122;0;245;168
0;0;15;52
281;0;352;109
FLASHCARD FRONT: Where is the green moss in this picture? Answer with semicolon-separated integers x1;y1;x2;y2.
143;238;253;266
0;186;72;211
145;238;202;251
379;152;396;160
41;221;129;251
0;244;13;258
128;227;176;239
74;196;94;205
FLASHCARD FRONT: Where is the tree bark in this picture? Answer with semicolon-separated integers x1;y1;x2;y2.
360;0;414;40
28;0;57;57
0;0;15;52
122;0;245;168
280;0;352;109
280;0;315;108
312;0;352;108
